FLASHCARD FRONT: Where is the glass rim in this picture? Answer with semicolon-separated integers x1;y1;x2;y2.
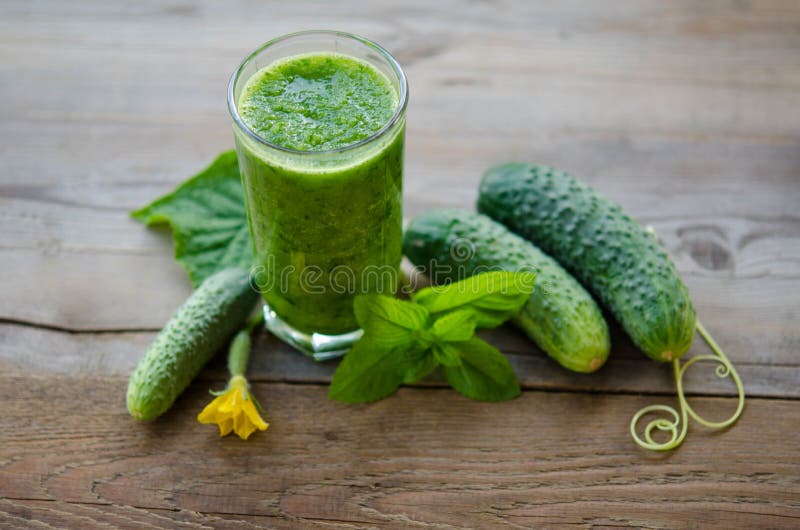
227;29;409;156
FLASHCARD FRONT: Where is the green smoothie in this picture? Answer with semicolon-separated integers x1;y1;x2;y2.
233;52;404;335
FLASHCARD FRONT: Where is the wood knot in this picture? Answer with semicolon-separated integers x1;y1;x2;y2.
678;225;733;271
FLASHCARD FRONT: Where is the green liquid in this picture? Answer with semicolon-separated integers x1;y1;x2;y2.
239;53;397;151
234;52;404;334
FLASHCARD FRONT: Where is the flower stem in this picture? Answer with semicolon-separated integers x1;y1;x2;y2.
227;309;265;377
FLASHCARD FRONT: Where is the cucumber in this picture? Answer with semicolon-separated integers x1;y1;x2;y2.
127;268;259;420
478;163;696;362
403;209;610;373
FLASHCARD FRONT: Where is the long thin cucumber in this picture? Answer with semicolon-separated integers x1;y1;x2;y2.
127;268;259;420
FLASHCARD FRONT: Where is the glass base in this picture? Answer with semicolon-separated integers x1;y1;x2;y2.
262;303;363;361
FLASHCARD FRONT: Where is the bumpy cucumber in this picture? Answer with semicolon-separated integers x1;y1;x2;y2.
403;209;610;373
478;163;696;362
127;268;259;420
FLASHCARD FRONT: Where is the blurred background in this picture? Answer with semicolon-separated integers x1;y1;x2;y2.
1;0;798;342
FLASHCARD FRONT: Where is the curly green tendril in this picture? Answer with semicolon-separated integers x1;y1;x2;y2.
630;320;745;451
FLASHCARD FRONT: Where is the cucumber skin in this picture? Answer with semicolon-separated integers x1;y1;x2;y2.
403;209;610;373
478;163;696;362
127;268;259;421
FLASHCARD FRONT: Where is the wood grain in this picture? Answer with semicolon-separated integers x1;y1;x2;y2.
1;376;799;529
1;0;799;527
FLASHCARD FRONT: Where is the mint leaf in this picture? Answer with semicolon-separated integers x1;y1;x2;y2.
431;343;462;367
131;151;252;287
354;295;430;349
441;337;520;401
431;309;476;342
328;338;405;403
413;271;536;328
398;349;439;383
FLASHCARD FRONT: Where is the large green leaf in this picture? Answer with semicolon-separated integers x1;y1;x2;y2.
131;150;252;287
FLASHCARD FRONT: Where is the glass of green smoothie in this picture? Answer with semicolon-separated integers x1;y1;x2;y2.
228;30;408;360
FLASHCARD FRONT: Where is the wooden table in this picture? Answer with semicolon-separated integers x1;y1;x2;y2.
2;1;799;528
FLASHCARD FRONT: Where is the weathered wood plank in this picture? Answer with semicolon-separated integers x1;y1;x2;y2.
2;126;799;215
1;323;796;399
1;376;798;529
2;1;799;196
0;186;797;396
1;198;798;349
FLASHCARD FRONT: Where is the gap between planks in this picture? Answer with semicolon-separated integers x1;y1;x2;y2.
3;317;797;400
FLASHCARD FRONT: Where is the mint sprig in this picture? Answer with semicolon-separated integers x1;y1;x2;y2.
329;271;535;403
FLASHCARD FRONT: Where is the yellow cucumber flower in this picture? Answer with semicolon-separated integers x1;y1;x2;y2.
198;374;268;439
